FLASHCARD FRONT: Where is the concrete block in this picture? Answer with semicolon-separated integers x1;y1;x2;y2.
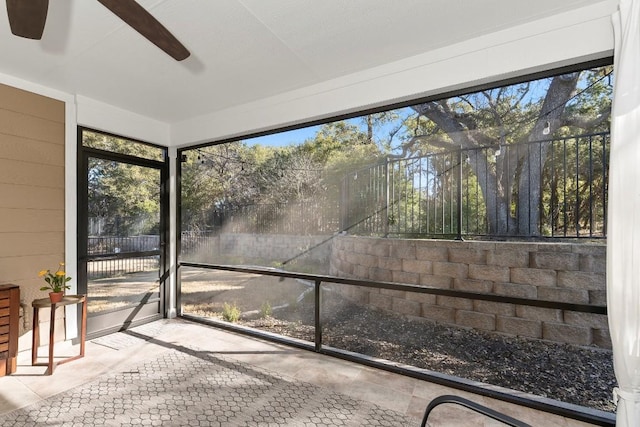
369;292;393;311
420;274;452;289
393;298;421;317
369;267;393;282
466;241;496;251
542;322;591;345
493;282;537;299
530;252;580;271
537;287;589;304
340;261;354;276
415;245;449;261
436;296;473;310
356;253;379;268
406;291;437;305
571;244;606;255
456;310;496;331
433;261;468;279
345;252;361;266
378;257;402;271
453;278;493;294
380;288;406;299
510;268;557;287
367;240;391;257
579;254;606;274
592;327;612;349
564;312;609;329
498;242;539;252
473;300;515;316
353;240;371;254
345;287;370;304
589;290;607;306
421;304;455;323
353;264;369;278
448;248;487;264
468;264;510;282
391;242;416;260
340;238;355;252
535;243;574;252
392;271;420;285
496;316;542;338
329;265;338;276
486;250;529;268
557;271;605;290
516;306;563;322
403;259;433;275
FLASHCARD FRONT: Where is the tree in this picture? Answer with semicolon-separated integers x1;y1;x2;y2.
84;132;162;236
403;66;612;236
180;142;259;230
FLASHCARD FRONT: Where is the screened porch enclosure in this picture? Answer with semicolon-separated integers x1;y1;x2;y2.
176;61;615;425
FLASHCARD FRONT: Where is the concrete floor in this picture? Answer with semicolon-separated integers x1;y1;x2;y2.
0;318;606;426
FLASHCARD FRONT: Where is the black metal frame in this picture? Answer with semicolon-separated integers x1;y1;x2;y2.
77;127;170;338
421;395;532;427
174;57;615;427
178;261;613;427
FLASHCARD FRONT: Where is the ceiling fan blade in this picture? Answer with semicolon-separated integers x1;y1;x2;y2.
96;0;190;61
6;0;49;39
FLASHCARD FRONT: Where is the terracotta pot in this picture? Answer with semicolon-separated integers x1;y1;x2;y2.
49;292;64;303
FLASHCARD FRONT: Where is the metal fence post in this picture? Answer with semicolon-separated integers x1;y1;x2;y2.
314;279;322;351
384;157;390;237
456;147;463;240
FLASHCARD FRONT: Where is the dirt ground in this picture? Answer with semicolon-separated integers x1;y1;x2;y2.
179;268;311;316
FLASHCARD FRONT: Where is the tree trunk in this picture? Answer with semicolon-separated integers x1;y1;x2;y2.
517;73;579;236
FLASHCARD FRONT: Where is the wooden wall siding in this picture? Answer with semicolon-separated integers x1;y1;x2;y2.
0;83;65;342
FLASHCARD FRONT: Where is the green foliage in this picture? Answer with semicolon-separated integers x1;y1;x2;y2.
84;130;165;236
260;301;272;318
222;302;241;322
38;263;72;293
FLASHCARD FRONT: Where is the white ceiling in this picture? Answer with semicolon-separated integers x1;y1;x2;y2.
0;0;607;124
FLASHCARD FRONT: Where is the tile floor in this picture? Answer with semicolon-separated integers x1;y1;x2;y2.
0;319;609;426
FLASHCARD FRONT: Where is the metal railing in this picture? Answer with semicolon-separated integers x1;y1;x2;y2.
88;235;160;254
341;132;609;239
178;261;613;427
87;255;159;280
87;235;160;279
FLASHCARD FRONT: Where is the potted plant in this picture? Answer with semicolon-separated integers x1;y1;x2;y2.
39;262;72;303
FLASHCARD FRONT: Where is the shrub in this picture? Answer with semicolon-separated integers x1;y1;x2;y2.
222;302;241;322
260;301;272;318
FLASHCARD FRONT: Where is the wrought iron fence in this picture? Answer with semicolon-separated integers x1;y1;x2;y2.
87;256;159;280
181;230;218;258
87;235;161;279
87;235;160;254
341;132;609;239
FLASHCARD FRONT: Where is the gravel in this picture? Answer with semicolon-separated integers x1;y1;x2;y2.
242;289;617;413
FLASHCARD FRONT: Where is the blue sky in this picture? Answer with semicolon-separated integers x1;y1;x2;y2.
247;125;321;147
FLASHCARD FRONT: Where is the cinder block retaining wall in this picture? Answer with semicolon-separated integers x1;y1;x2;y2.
329;236;609;348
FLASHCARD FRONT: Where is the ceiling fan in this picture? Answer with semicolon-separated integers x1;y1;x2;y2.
5;0;190;61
